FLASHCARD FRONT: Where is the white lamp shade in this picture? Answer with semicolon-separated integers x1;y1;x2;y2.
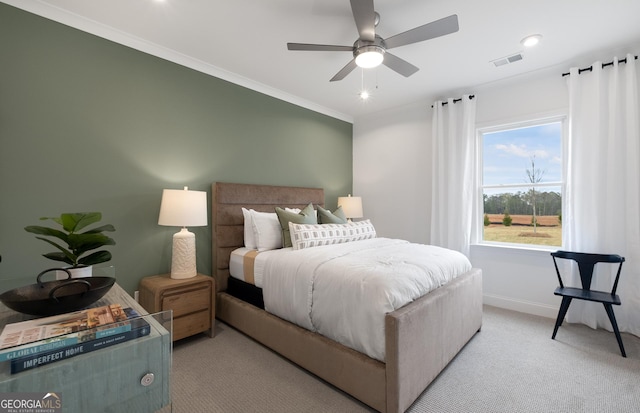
337;195;363;219
158;187;208;227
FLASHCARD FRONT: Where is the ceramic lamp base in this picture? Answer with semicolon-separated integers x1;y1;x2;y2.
170;228;197;279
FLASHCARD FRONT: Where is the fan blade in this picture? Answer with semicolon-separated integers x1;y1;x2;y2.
382;52;419;77
350;0;376;42
287;43;353;52
384;14;459;49
330;59;358;82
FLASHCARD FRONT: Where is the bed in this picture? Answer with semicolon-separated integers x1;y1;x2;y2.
212;182;483;413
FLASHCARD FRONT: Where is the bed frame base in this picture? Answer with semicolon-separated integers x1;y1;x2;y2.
218;293;387;411
217;268;482;413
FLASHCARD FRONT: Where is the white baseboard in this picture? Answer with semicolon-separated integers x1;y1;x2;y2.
483;294;558;319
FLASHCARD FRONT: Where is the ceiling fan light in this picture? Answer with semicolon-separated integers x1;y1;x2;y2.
355;46;384;68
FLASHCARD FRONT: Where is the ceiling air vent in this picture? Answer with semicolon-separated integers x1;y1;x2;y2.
491;52;524;67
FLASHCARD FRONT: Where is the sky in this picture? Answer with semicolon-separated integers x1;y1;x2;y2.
482;121;562;192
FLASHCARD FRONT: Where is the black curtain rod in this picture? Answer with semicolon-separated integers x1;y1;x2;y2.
431;94;475;108
561;55;638;77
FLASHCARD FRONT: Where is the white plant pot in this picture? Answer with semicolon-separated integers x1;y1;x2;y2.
56;266;93;280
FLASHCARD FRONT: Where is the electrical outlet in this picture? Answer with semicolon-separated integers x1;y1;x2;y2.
134;290;139;302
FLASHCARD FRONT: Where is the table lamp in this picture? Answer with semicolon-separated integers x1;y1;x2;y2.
158;186;208;279
337;194;363;222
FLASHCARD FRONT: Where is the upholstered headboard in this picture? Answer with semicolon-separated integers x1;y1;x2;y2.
211;182;324;292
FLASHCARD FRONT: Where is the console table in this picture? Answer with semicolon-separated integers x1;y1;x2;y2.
0;283;172;413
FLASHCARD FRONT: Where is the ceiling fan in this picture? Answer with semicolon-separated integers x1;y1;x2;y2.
287;0;459;82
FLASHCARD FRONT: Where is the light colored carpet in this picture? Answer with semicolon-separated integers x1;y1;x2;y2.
170;305;640;412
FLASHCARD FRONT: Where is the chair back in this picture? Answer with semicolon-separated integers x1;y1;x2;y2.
551;250;625;293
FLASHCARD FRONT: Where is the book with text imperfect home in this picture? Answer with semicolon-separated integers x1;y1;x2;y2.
10;313;150;373
0;303;134;361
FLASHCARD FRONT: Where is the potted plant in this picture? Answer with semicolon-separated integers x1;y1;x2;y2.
25;212;116;278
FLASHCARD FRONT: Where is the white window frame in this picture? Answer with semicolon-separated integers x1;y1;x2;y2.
475;112;567;249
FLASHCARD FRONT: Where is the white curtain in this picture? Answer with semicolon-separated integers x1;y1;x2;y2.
565;53;640;336
430;95;477;256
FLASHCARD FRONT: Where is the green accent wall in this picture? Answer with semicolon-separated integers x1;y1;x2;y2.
0;4;353;294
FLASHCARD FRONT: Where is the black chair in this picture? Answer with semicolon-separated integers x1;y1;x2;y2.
551;250;626;357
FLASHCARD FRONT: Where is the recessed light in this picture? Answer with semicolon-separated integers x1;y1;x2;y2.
359;90;370;100
521;34;542;48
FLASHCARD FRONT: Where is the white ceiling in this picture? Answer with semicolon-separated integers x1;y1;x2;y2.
6;0;640;122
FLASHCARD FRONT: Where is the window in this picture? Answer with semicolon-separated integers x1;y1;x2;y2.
479;117;564;247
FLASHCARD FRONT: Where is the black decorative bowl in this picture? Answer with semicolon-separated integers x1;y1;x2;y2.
0;268;115;316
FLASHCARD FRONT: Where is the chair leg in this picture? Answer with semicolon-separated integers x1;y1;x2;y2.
552;297;572;339
603;303;626;358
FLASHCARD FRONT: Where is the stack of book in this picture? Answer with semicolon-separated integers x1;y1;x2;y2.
0;303;150;373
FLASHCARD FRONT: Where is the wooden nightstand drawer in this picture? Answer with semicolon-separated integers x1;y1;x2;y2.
138;273;215;341
173;310;211;341
162;284;211;317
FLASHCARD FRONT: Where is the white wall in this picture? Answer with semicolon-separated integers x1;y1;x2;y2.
353;65;569;318
353;102;431;244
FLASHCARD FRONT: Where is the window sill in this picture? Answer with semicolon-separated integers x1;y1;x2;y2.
471;242;559;257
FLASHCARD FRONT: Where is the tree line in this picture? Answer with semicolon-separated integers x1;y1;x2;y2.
483;191;561;216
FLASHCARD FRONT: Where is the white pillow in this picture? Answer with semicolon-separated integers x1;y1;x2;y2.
242;208;257;249
250;210;282;251
289;220;376;250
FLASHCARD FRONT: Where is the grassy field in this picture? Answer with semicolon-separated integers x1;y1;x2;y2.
484;214;562;246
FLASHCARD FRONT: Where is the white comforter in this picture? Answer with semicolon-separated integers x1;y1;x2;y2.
261;238;472;361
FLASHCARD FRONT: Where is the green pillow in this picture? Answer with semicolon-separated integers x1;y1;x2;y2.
275;203;317;248
317;205;347;224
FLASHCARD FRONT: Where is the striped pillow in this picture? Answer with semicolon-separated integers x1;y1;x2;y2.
289;220;376;250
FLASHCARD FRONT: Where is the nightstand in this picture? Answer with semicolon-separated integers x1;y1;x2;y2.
138;273;215;341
